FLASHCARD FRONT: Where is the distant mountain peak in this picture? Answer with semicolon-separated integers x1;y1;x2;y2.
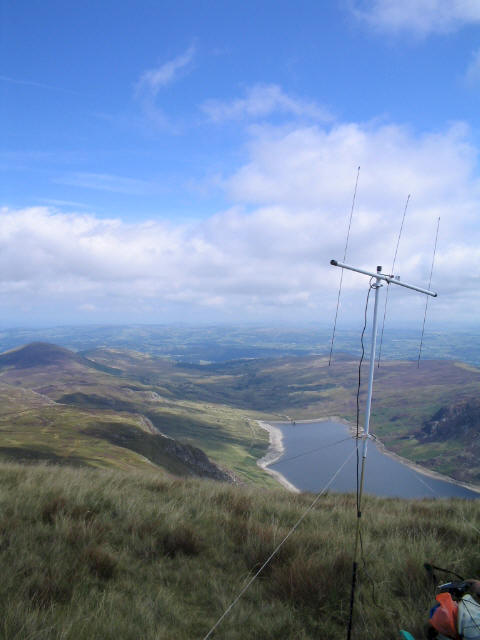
0;342;85;369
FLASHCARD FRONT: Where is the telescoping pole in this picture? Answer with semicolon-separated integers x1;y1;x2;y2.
358;266;382;501
358;267;383;509
346;266;382;640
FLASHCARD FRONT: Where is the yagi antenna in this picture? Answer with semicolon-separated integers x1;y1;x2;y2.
329;259;437;640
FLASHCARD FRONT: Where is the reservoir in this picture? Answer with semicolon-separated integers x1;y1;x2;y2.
269;420;479;499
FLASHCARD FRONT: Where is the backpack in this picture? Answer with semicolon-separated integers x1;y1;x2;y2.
457;594;480;639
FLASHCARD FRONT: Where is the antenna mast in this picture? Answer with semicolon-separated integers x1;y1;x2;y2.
329;259;437;640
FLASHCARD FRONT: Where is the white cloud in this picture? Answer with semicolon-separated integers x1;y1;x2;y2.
352;0;480;35
203;84;331;122
134;45;195;131
136;45;196;96
2;119;480;326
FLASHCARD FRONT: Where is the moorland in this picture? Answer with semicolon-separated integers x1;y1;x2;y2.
1;461;480;640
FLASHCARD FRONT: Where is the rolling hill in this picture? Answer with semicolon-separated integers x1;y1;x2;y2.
0;343;271;484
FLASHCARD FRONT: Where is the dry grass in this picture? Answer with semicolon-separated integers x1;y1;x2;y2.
0;461;479;639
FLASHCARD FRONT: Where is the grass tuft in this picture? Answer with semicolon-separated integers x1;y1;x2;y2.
84;545;117;579
270;551;351;610
162;524;203;557
28;570;74;608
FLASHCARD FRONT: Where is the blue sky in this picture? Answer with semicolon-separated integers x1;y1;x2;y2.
1;1;480;328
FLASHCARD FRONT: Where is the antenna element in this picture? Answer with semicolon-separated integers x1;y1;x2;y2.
377;194;410;367
328;167;360;366
417;217;440;368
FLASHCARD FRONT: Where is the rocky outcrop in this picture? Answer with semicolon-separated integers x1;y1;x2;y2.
161;437;238;483
417;399;480;443
136;414;237;482
82;422;237;483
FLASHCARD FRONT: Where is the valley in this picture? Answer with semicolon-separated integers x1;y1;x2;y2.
0;343;275;486
0;334;478;487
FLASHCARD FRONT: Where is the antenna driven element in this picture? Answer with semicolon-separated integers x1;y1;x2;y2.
330;258;437;640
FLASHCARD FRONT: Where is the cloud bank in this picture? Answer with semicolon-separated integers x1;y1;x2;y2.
2;119;479;326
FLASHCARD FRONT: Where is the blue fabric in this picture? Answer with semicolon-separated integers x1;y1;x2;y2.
429;603;440;619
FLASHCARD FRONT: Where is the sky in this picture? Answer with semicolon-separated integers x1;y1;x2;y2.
1;0;480;329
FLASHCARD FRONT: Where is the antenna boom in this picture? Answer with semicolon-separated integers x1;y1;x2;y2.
330;259;437;297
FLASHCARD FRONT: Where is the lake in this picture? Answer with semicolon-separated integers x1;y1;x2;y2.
269;420;479;499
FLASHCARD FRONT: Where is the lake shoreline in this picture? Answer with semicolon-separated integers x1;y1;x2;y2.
256;421;300;493
260;417;480;496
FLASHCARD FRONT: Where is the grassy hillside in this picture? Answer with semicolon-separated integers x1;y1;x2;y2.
1;460;479;639
0;344;275;486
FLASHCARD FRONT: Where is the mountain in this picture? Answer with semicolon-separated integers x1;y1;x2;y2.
0;342;84;368
0;341;122;376
0;342;252;483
